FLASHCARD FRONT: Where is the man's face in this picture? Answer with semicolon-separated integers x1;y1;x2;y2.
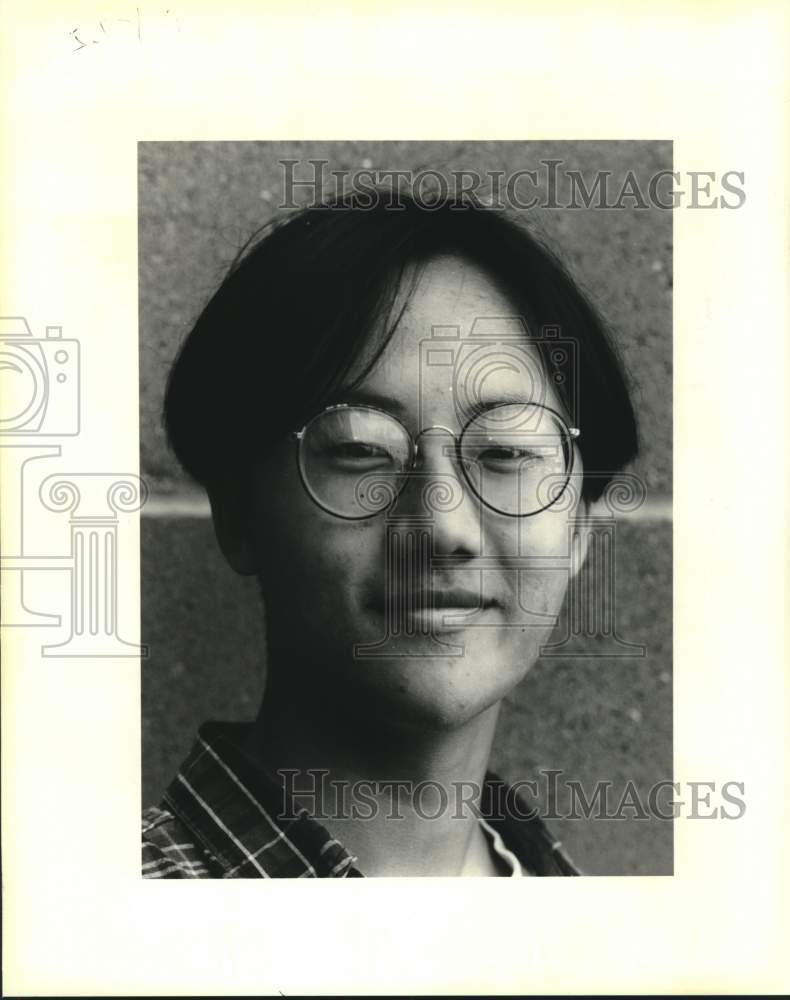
232;255;586;731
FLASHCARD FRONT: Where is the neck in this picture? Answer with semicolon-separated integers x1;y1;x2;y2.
242;664;503;877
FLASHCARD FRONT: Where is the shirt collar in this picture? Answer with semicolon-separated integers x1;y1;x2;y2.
163;721;361;878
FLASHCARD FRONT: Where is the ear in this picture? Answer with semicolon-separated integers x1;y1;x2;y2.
207;484;259;576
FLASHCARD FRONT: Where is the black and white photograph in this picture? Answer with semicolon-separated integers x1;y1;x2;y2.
140;141;674;878
3;4;788;995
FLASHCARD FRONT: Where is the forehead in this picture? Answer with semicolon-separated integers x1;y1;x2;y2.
351;254;560;426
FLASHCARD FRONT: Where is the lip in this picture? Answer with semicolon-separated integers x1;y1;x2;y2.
415;588;495;610
378;587;498;611
372;587;499;632
402;605;499;633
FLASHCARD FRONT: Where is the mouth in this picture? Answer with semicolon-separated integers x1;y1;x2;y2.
418;587;496;611
373;587;500;633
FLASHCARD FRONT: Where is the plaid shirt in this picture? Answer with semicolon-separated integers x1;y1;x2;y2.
142;721;580;878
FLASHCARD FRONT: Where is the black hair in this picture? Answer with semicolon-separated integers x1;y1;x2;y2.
164;191;638;503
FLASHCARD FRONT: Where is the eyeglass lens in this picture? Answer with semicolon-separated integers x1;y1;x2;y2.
298;404;571;519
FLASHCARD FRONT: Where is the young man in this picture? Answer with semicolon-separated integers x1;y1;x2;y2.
142;192;638;877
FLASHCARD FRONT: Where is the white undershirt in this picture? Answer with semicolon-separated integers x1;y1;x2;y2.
475;817;527;877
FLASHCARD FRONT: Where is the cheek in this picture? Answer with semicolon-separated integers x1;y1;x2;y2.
488;507;576;617
253;493;383;613
516;505;575;554
484;505;573;562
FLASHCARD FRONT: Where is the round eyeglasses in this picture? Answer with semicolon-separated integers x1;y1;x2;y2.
292;402;580;520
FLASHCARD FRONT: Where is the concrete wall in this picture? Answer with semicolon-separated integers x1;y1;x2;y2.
140;141;672;875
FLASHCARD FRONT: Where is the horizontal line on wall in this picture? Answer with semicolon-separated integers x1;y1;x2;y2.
142;493;673;521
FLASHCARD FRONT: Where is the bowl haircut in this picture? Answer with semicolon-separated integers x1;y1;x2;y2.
164;191;639;506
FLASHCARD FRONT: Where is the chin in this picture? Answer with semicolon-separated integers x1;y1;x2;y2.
342;641;528;733
274;616;541;730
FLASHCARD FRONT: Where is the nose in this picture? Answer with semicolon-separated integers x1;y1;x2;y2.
395;427;483;558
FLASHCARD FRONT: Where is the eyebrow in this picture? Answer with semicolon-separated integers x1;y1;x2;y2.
330;387;541;416
327;388;410;416
465;390;541;413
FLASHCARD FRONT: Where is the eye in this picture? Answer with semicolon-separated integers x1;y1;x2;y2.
325;441;395;468
475;446;544;471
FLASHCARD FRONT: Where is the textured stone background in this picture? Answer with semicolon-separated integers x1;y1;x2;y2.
139;140;672;495
139;141;673;876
